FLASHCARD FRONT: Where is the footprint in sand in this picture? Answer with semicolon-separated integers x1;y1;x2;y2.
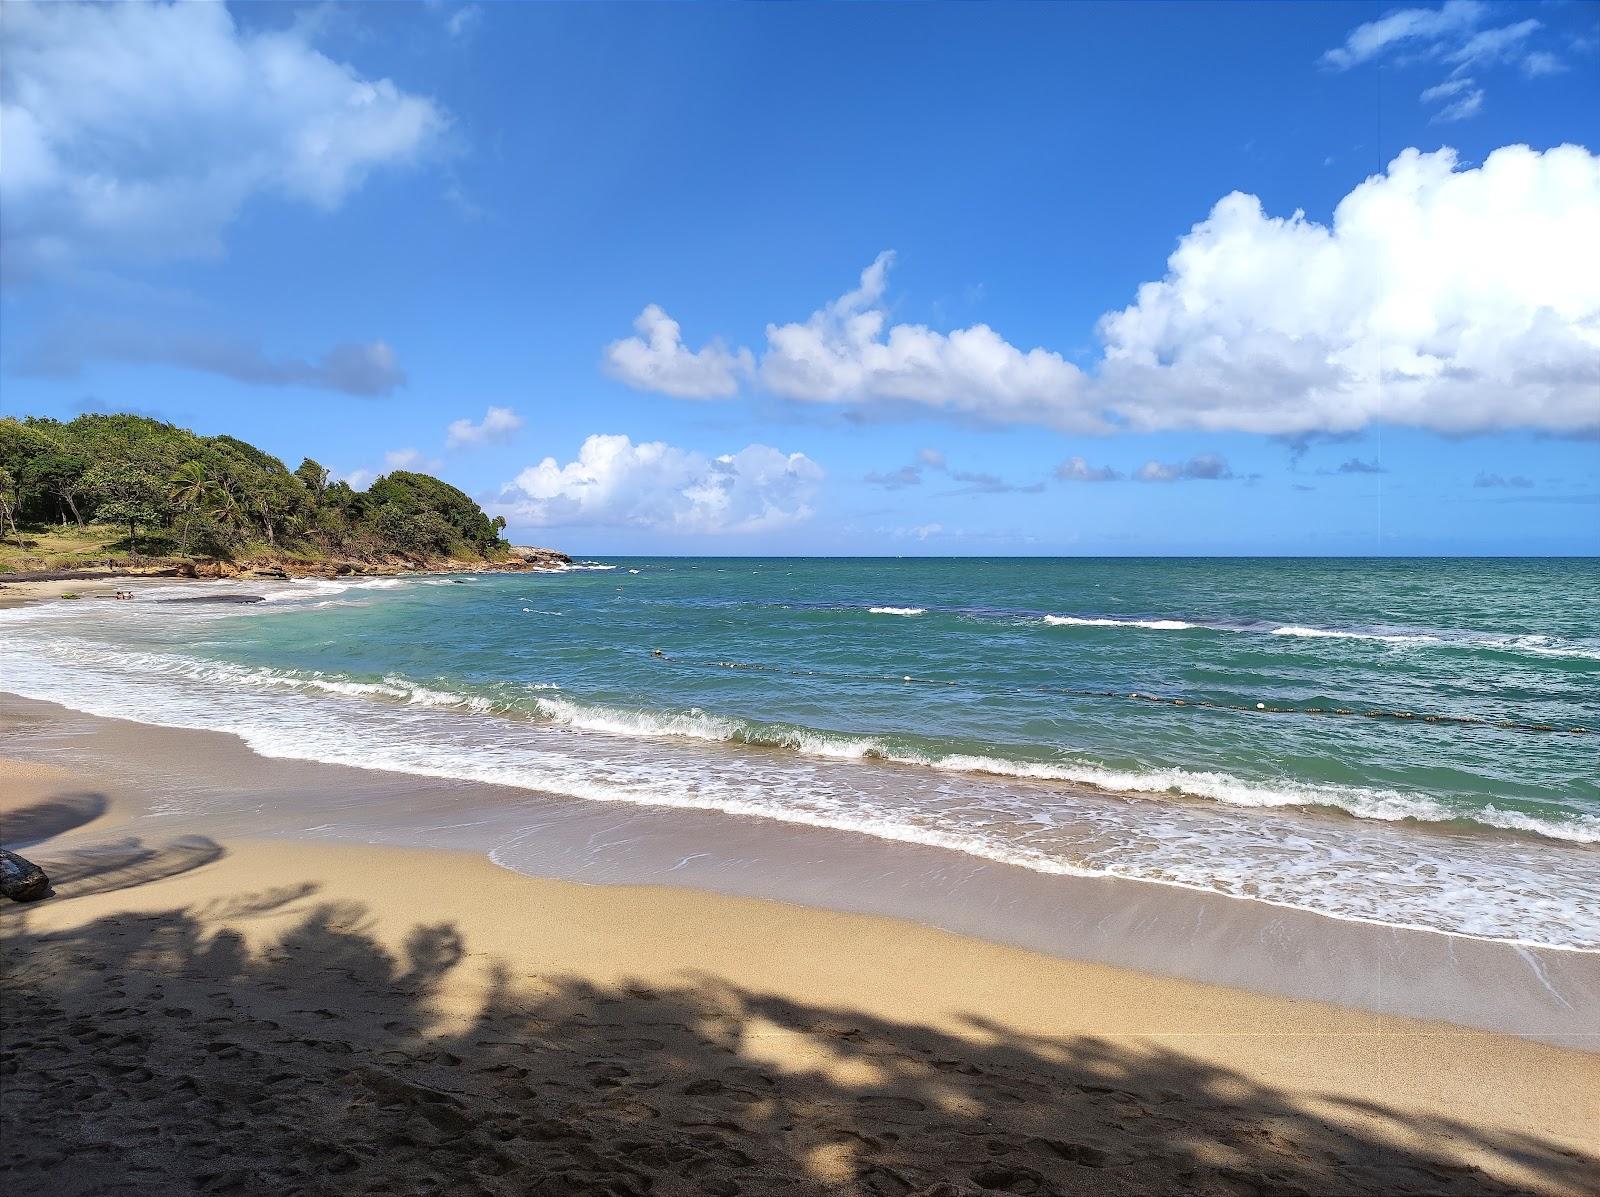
970;1163;1056;1194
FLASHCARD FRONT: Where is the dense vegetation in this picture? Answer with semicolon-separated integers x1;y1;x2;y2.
0;414;508;565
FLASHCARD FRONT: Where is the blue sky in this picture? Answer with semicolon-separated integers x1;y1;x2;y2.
2;0;1597;554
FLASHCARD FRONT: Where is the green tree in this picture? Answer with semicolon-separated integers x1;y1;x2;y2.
167;460;214;508
0;466;19;545
84;461;165;555
167;461;217;553
295;458;330;501
21;452;90;526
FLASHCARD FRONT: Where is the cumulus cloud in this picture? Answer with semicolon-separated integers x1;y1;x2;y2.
446;405;523;449
15;320;406;396
612;145;1599;439
498;434;822;533
1053;456;1122;482
1096;144;1600;436
608;255;1094;427
603;305;753;399
0;0;446;284
1473;471;1533;488
1135;454;1235;482
759;252;1096;430
1321;2;1564;120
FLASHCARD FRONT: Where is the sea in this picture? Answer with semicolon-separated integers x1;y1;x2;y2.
3;557;1596;951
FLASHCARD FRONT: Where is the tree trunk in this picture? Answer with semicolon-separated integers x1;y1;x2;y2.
66;492;83;527
129;519;139;556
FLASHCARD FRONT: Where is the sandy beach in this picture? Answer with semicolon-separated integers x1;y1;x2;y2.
3;718;1597;1195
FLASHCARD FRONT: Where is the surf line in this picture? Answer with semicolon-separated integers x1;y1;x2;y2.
652;655;1592;736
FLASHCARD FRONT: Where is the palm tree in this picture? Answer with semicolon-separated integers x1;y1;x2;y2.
168;461;214;554
211;476;244;533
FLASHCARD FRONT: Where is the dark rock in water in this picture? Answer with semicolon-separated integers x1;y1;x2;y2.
164;594;266;605
0;849;50;902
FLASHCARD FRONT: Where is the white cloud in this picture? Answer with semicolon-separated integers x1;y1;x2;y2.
1522;51;1565;78
499;434;822;533
1054;456;1121;482
1446;19;1541;71
0;0;446;283
384;448;444;472
1420;77;1474;102
604;257;1094;427
759;251;1096;430
1321;3;1562;119
446;405;523;449
445;5;482;39
340;448;441;489
612;145;1600;438
1096;144;1600;436
1135;454;1235;483
603;305;753;399
1432;87;1485;122
1319;0;1485;70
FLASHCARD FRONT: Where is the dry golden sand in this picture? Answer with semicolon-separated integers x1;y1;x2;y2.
1;755;1597;1196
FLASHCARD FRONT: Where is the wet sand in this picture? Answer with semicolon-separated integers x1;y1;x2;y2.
2;714;1598;1193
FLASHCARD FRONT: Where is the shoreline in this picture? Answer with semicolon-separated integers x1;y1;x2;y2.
3;752;1598;1194
3;691;1597;1048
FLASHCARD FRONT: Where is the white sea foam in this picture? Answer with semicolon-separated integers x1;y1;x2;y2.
1271;625;1439;645
1037;611;1600;661
1045;615;1197;631
869;606;926;616
511;690;1600;845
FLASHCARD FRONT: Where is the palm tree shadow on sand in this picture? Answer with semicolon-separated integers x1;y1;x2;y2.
0;806;1592;1195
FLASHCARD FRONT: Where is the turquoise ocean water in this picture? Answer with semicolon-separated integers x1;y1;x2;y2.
4;557;1596;948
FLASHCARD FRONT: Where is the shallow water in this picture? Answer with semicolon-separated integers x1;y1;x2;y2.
3;557;1596;948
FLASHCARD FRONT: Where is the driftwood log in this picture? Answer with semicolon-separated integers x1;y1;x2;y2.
0;848;49;902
